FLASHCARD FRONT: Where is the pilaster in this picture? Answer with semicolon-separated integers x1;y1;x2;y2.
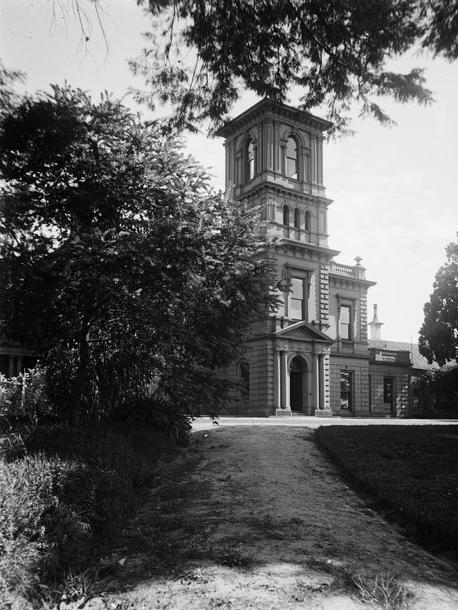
360;289;368;342
319;264;330;328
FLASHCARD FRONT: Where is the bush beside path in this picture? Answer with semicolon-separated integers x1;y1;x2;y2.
80;426;458;610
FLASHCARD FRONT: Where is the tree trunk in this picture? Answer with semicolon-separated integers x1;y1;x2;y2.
69;321;90;428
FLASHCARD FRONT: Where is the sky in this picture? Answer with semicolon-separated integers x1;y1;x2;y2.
1;0;457;343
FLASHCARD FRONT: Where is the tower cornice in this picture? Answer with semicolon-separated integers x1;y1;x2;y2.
236;181;333;207
279;238;340;262
215;99;332;139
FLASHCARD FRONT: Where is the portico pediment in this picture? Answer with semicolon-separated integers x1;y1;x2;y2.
274;321;334;344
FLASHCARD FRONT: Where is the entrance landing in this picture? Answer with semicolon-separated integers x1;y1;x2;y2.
193;416;458;431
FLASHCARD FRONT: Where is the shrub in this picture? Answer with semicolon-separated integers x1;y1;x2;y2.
0;376;21;423
0;454;92;604
0;367;53;429
0;422;172;606
354;571;412;610
0;366;186;605
0;431;26;462
122;397;192;447
412;365;458;417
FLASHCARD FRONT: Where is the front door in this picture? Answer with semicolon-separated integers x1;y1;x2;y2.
290;356;305;411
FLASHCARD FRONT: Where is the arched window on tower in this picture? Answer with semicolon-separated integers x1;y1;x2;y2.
283;205;290;226
246;138;256;182
304;210;311;232
294;208;300;229
286;136;298;179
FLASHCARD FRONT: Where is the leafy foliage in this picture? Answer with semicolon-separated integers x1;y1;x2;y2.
0;85;275;424
128;0;458;133
412;365;458;415
0;367;51;430
422;0;458;59
0;60;24;119
419;239;458;366
0;422;171;607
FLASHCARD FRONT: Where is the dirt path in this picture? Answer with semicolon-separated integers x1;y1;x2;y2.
87;426;458;610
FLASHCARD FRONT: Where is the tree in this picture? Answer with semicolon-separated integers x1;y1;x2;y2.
0;60;24;118
419;239;458;366
0;85;275;425
127;0;458;133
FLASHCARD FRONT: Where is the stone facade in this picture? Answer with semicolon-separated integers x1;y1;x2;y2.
329;356;370;417
217;99;413;417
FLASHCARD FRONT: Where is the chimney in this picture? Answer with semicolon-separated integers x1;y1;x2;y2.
368;304;383;340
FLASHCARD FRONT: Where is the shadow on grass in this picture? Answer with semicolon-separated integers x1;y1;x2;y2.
315;425;458;560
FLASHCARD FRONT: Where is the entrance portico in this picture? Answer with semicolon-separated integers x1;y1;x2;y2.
273;321;333;416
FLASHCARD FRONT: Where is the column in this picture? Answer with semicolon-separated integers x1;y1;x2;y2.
318;136;324;184
283;351;290;409
228;141;233;184
276;349;292;416
303;150;309;183
274;126;280;171
319;355;325;410
275;350;281;409
315;351;333;418
266;120;273;170
312;354;320;411
257;124;263;174
225;142;230;185
235;152;241;185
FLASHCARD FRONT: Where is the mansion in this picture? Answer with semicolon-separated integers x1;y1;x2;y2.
0;98;433;417
216;99;429;417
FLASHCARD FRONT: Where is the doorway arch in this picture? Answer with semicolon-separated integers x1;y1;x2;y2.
289;356;307;412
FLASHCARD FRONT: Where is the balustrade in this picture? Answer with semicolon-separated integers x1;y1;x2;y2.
330;261;366;279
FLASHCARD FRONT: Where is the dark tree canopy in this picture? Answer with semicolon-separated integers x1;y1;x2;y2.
0;86;275;424
128;0;458;133
419;239;458;366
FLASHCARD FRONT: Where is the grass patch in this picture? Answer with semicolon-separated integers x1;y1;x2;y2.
0;422;175;608
315;425;458;553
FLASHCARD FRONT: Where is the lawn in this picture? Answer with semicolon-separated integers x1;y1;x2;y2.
315;425;458;556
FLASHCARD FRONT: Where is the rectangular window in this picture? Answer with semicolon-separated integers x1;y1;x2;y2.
384;377;394;404
288;277;305;320
339;304;352;340
340;370;353;410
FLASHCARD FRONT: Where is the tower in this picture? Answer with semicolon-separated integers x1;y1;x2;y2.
216;99;336;416
216;99;375;417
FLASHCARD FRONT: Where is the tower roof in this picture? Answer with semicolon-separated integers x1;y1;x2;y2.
215;98;332;138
